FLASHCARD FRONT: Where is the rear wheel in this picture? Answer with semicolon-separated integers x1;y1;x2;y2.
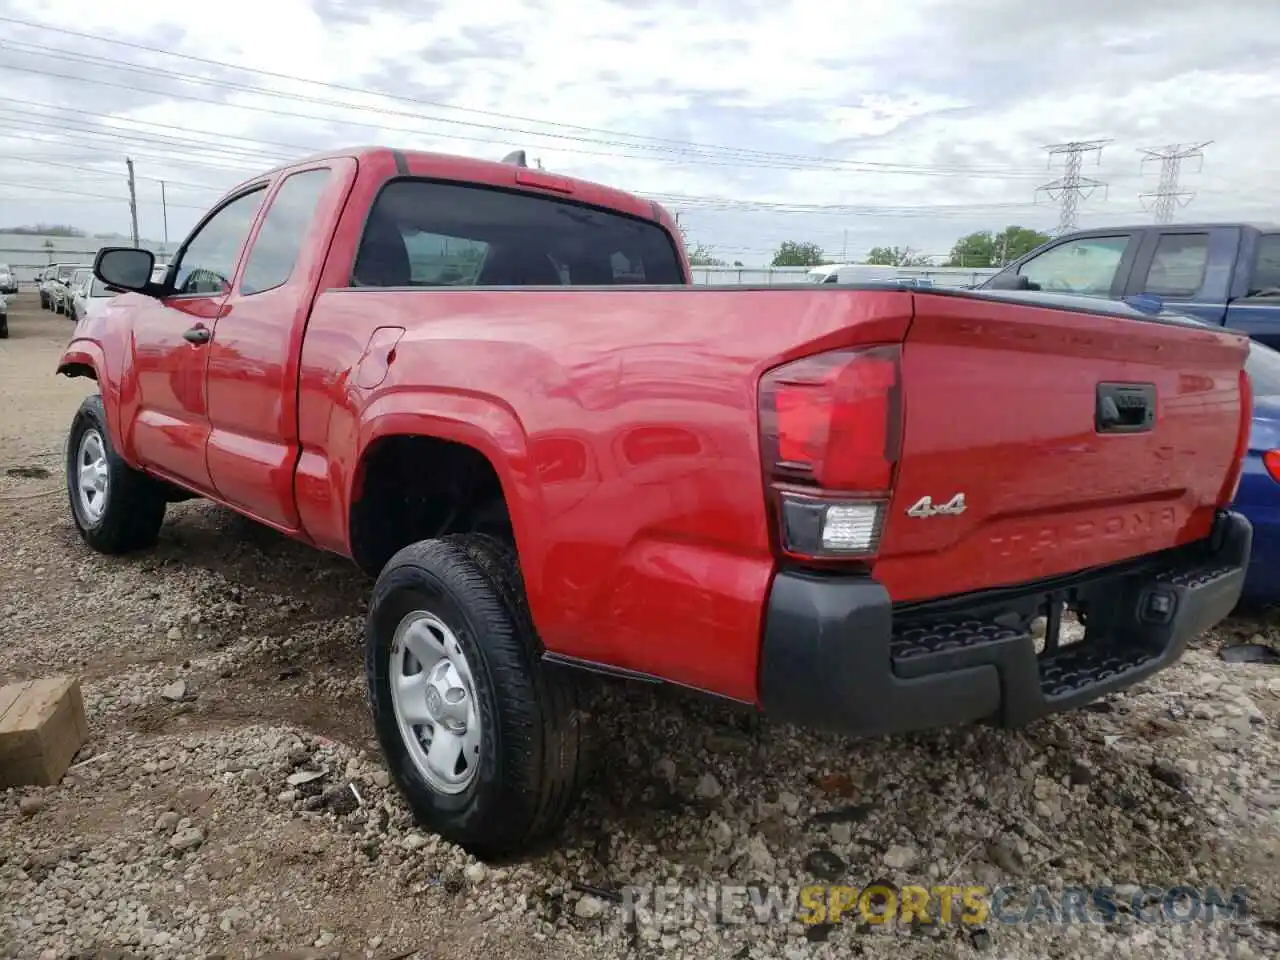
365;534;590;858
66;395;167;553
0;315;7;339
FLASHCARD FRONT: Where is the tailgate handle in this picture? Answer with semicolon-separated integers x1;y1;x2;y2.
1096;382;1156;434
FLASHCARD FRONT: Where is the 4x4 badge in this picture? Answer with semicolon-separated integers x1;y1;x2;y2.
906;493;967;518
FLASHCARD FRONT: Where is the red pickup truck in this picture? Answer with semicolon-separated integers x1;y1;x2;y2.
60;146;1253;857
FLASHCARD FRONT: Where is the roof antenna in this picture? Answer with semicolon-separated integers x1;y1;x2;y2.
501;150;528;167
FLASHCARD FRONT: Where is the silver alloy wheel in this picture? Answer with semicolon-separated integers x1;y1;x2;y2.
389;610;481;794
76;428;110;524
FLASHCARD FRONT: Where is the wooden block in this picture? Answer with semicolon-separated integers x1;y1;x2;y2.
0;676;89;788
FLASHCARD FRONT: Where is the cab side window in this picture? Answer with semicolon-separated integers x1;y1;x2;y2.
240;169;333;295
172;188;266;296
1018;235;1131;296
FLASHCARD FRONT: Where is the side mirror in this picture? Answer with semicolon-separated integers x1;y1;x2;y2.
94;247;155;294
985;271;1036;291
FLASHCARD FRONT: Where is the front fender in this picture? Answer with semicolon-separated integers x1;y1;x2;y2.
57;339;124;455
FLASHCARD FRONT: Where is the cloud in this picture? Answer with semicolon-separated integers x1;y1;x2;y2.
0;0;1274;264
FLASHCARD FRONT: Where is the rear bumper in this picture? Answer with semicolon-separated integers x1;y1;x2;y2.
759;509;1251;738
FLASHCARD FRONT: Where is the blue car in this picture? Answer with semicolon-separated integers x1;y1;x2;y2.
1231;338;1280;604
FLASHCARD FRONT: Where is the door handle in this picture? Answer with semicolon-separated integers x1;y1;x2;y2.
183;325;212;345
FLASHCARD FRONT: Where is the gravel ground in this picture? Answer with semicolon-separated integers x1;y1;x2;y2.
1;292;1278;960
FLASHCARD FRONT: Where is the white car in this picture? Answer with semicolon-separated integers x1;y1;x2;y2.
0;264;16;295
71;274;122;324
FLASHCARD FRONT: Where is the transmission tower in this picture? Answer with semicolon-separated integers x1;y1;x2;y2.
1139;142;1211;224
1037;139;1110;234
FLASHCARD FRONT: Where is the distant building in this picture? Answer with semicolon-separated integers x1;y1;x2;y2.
0;234;175;284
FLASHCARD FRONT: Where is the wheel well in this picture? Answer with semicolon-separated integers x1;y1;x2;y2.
58;362;97;381
349;434;513;576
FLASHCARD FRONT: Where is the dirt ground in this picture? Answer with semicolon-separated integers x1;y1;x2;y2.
1;291;1278;960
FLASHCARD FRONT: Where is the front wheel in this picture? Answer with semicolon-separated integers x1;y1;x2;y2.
365;534;590;858
66;395;167;553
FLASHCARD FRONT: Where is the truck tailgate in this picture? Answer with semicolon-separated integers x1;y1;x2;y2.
873;293;1250;603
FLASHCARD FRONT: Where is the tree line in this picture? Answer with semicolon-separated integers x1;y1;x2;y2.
683;226;1054;269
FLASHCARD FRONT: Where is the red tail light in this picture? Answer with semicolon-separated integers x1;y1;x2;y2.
1263;451;1280;483
759;345;903;559
759;344;902;491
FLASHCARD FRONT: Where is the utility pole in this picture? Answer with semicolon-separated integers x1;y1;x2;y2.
160;179;169;245
1139;142;1211;224
125;157;139;248
1037;139;1110;234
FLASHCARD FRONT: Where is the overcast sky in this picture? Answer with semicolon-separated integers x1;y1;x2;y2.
0;0;1275;265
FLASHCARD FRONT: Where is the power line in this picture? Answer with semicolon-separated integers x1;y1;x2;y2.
0;19;1045;178
1139;141;1211;224
1037;140;1110;234
0;179;204;207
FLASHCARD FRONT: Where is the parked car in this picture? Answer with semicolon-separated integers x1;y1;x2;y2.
66;268;93;321
37;267;55;309
70;273;120;324
60;145;1253;858
40;262;78;314
981;222;1280;349
0;263;16;294
0;292;7;339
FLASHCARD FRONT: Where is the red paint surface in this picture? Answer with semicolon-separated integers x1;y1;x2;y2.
59;146;1252;705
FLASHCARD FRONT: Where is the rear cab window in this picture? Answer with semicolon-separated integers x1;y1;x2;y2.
1016;234;1132;296
1139;233;1210;298
1249;234;1280;297
350;179;685;288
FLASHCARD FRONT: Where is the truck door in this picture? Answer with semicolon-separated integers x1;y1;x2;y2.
121;186;267;493
986;230;1142;299
203;158;356;532
1122;226;1239;323
1224;233;1280;350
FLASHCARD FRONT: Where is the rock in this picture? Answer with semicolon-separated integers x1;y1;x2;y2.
169;827;204;852
160;679;187;702
746;834;776;873
166;627;182;641
1149;760;1185;791
155;811;180;832
403;833;427;851
830;822;852;845
694;773;722;799
778;791;801;816
370;770;390;789
574;895;604;919
286;769;325;787
986;840;1024;875
18;796;42;817
654;757;676;781
883;843;918;870
320;785;357;815
465;862;487;885
708;818;734;847
314;930;334;948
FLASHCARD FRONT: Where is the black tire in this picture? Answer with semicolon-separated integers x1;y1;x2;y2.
66;394;167;553
0;316;7;339
366;533;590;858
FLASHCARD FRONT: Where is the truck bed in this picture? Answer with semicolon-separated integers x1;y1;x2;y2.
297;282;1249;698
